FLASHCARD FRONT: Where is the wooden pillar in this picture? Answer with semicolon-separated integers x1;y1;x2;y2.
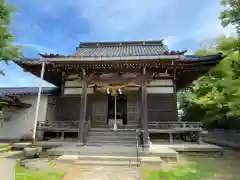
172;65;178;122
139;87;143;128
78;69;88;143
142;67;149;148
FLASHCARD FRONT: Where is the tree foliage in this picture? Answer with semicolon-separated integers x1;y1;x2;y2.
0;2;22;75
179;36;240;128
220;0;240;35
179;1;240;129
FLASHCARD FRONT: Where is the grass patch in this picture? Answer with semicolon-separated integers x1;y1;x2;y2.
0;144;12;152
0;144;11;148
15;162;65;180
142;158;216;180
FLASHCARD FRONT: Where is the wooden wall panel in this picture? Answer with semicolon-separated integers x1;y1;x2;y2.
57;97;81;122
147;94;177;122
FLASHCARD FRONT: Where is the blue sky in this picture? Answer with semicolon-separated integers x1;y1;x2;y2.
0;0;235;87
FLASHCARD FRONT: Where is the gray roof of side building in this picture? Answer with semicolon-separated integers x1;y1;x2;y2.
0;87;57;95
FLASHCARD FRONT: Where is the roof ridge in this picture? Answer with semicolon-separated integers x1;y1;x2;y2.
78;40;164;48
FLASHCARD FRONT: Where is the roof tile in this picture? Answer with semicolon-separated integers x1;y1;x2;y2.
75;41;170;57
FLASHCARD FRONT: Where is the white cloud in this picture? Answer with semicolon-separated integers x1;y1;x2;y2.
12;0;236;51
72;0;178;41
67;0;235;50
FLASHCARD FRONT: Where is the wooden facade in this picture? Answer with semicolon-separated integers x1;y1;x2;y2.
14;40;223;146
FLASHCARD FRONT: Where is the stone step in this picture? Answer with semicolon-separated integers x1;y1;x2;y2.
90;128;137;132
75;166;139;171
57;155;139;162
57;155;139;167
86;142;136;146
88;131;136;136
48;146;144;156
124;126;139;128
86;139;136;144
75;160;138;166
57;154;163;167
125;123;139;125
87;133;136;137
86;136;136;140
79;155;139;161
86;139;136;143
88;132;137;136
85;144;136;147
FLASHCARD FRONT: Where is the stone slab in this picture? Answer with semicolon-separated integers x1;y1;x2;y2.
24;147;42;158
141;156;163;168
151;142;224;152
12;141;83;149
48;145;142;156
20;158;50;170
0;159;15;180
149;146;178;156
0;151;24;161
141;156;163;163
203;137;240;150
57;155;80;163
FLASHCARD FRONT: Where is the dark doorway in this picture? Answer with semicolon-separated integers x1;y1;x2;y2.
108;94;127;125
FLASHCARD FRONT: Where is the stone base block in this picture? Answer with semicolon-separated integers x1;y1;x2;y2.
23;147;42;158
141;156;163;169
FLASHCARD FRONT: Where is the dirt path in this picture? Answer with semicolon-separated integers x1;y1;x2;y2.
49;164;139;180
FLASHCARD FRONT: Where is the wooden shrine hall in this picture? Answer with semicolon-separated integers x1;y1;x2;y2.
15;40;223;147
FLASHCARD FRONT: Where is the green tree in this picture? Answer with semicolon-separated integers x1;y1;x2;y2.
0;1;22;75
220;0;240;35
179;36;240;128
179;0;240;128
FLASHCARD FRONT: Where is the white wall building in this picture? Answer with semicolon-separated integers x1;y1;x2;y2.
0;87;56;141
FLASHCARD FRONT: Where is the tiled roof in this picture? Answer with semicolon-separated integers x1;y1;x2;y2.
182;53;224;61
33;40;222;63
75;40;172;57
0;87;56;95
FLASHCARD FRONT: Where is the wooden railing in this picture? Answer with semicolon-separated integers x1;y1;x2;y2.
148;121;201;128
37;120;79;132
148;121;202;132
148;121;202;143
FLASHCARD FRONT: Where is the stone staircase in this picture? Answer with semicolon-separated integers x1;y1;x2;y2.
85;128;137;146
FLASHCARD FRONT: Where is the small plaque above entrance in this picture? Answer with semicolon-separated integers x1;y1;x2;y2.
87;72;151;85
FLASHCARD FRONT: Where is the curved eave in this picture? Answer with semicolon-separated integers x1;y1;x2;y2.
14;53;223;88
